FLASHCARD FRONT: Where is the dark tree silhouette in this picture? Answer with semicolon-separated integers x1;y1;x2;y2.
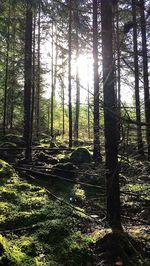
101;0;121;229
24;3;33;161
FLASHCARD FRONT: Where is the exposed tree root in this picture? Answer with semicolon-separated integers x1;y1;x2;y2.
94;231;148;266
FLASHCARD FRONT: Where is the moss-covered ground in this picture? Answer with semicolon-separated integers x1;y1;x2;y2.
0;159;95;265
0;140;150;266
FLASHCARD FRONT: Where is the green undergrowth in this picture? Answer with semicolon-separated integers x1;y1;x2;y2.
0;160;94;265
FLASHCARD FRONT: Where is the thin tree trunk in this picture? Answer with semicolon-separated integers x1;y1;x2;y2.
31;11;36;140
74;25;80;141
61;64;65;137
116;4;121;140
101;0;121;229
132;0;144;156
93;0;101;161
54;26;58;96
87;81;90;140
36;2;41;137
139;0;150;159
51;23;54;140
24;4;33;161
87;63;90;140
3;0;11;135
10;5;16;129
68;0;73;148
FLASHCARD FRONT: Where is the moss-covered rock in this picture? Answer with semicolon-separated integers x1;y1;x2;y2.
0;160;13;180
52;162;78;178
70;148;91;164
35;151;58;165
0;142;17;148
1;134;25;147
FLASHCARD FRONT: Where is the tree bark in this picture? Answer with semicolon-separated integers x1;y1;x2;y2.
132;0;144;156
51;22;54;140
74;20;80;141
93;0;101;161
24;4;33;161
3;0;11;135
101;0;121;229
68;0;73;148
139;0;150;159
36;2;41;137
31;10;36;141
116;4;121;141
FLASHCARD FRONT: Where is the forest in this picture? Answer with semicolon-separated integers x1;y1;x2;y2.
0;0;150;265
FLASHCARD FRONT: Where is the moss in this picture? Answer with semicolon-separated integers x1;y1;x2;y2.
0;234;31;265
0;164;95;265
0;160;13;180
73;185;86;202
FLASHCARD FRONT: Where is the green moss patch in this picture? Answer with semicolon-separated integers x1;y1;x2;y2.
0;160;13;180
0;161;94;265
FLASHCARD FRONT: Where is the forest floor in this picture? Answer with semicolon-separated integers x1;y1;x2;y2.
0;135;150;265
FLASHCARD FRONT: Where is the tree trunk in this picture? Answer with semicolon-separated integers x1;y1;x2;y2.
93;0;101;161
116;4;121;141
54;26;58;96
101;0;121;229
87;74;90;140
139;0;150;159
51;22;54;140
3;0;11;135
31;11;36;140
74;23;80;141
10;4;16;130
24;4;33;161
68;0;73;148
36;2;41;137
132;0;144;156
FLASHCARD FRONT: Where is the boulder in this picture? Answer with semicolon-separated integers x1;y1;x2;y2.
70;148;91;164
52;162;78;178
1;134;25;147
35;152;58;165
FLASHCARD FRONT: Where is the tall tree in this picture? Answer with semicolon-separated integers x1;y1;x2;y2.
101;0;121;229
116;3;121;140
35;2;41;137
132;0;144;156
51;22;54;140
68;0;73;147
31;10;36;140
24;2;33;161
93;0;101;161
74;1;80;141
139;0;150;159
3;0;11;135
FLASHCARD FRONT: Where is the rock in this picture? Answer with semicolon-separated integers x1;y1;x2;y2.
52;162;78;178
70;148;91;164
35;152;58;165
0;142;17;148
1;134;25;147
